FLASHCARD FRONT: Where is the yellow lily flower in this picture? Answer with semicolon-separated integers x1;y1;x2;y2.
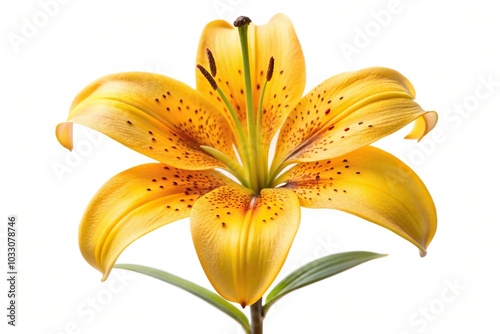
56;14;437;308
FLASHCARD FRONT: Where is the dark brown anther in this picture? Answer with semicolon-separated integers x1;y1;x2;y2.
266;57;275;81
206;48;217;77
197;64;218;90
234;16;251;27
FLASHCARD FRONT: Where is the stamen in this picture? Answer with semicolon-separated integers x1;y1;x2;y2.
266;57;275;82
198;58;250;184
196;64;217;90
206;48;217;77
234;16;251;27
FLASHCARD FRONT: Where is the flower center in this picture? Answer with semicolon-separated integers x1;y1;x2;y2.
197;16;275;194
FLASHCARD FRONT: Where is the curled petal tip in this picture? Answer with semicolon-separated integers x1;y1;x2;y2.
100;268;112;281
55;122;74;151
405;111;438;141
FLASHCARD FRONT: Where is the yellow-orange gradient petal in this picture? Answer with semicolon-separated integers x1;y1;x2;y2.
196;14;306;146
280;146;436;254
56;72;235;170
79;163;234;280
190;185;300;307
272;67;435;171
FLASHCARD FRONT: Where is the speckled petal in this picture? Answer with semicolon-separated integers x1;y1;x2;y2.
281;146;436;255
196;14;306;145
79;163;234;280
190;185;300;307
56;72;235;170
272;67;436;168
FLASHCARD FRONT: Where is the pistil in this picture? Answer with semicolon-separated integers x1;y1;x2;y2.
234;16;266;193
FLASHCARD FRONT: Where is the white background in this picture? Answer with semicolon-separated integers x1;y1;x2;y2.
2;0;499;333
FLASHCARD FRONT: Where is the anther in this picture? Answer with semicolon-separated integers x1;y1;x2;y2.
206;48;217;77
197;64;218;90
234;16;251;27
266;57;275;81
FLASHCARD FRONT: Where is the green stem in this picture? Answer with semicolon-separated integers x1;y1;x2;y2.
250;298;264;334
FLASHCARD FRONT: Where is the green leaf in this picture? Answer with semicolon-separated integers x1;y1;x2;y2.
263;251;387;315
114;264;250;334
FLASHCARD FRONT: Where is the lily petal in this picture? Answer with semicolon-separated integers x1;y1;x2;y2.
196;14;306;145
280;146;436;255
79;163;234;280
190;185;300;307
272;67;436;169
56;72;235;170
